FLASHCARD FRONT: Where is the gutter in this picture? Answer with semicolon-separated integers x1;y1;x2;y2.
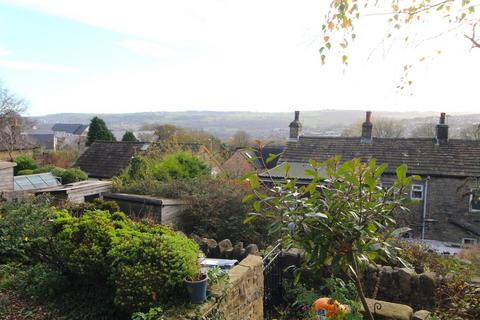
421;176;431;240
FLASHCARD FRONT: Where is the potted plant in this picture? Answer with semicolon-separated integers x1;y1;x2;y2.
185;260;208;304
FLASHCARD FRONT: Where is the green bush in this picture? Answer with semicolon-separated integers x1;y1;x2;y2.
32;166;55;174
110;227;198;312
152;152;209;181
14;155;37;175
51;167;88;184
16;169;34;175
0;197;199;317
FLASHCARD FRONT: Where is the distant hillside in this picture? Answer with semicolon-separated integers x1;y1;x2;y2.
29;110;480;140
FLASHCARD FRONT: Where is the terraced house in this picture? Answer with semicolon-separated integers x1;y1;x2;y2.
271;111;480;245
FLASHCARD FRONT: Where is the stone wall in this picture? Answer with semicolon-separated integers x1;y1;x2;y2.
170;255;264;320
383;174;480;244
191;235;260;261
363;265;438;310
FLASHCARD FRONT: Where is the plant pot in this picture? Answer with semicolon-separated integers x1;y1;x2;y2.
185;274;208;304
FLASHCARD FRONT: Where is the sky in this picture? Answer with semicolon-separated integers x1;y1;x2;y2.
0;0;479;116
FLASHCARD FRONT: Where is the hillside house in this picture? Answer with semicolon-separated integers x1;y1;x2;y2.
264;111;480;245
51;123;89;150
223;145;284;178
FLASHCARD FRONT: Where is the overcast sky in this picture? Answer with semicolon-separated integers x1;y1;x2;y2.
0;0;479;116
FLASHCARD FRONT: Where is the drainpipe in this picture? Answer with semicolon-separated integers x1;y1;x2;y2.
421;176;431;240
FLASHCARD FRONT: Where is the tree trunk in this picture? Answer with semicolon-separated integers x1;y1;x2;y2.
349;253;374;320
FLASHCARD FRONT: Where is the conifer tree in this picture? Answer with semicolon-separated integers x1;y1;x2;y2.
122;131;138;142
86;116;116;146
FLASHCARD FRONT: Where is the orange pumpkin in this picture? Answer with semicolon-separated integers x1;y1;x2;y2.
312;297;350;319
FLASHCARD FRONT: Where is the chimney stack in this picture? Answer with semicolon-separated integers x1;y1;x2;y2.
361;111;373;143
289;110;302;141
435;112;448;144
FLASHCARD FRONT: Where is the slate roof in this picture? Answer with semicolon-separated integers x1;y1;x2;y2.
52;123;88;135
74;141;150;178
281;136;480;178
240;145;285;170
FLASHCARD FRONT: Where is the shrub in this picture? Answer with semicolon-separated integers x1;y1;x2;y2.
16;169;34;175
0;196;55;264
42;150;80;168
32;166;55;174
110;227;198;312
51;167;88;184
152;151;209;181
14;155;37;175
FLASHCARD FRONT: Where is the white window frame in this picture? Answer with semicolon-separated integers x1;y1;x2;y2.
462;238;477;246
410;184;424;200
469;193;480;213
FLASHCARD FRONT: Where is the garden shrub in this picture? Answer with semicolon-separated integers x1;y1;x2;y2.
14;155;37;175
0;197;199;318
51;167;88;184
16;169;34;175
110;227;198;312
152;151;209;180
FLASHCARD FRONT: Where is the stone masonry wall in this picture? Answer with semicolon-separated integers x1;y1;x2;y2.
171;255;264;320
213;255;264;320
383;174;480;244
363;265;438;310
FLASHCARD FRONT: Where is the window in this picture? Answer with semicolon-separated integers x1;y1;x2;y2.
462;238;477;246
410;184;424;200
469;192;480;212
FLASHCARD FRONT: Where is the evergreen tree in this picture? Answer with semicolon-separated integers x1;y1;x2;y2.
86;116;116;146
122;131;138;142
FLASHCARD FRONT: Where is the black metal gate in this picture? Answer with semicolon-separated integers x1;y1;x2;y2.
263;241;283;320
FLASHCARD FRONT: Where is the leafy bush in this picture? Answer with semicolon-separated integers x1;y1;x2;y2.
60;198;121;217
51;167;88;184
110;227;198;312
16;169;34;175
0;263;66;300
14;155;37;175
32;165;55;174
0;197;199;317
152;151;208;181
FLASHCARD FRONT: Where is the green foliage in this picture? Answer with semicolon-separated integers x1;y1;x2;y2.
131;307;165;320
60;198;121;217
0;197;199;317
323;277;362;320
16;169;34;175
87;116;116;146
122;131;138;142
0;263;66;300
51;167;88;184
247;157;417;318
110;225;198;313
152;151;209;181
14;155;37;175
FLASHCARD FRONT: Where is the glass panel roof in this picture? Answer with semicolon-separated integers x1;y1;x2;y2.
14;173;61;191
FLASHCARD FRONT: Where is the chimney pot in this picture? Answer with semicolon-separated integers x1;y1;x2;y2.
366;111;372;123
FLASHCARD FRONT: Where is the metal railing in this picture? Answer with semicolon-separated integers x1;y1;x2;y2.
263;241;283;320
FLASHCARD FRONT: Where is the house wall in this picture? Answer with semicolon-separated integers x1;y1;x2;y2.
223;151;255;178
384;174;480;244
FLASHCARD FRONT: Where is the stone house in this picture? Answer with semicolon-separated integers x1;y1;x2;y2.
51;123;89;150
223;146;284;178
268;111;480;245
